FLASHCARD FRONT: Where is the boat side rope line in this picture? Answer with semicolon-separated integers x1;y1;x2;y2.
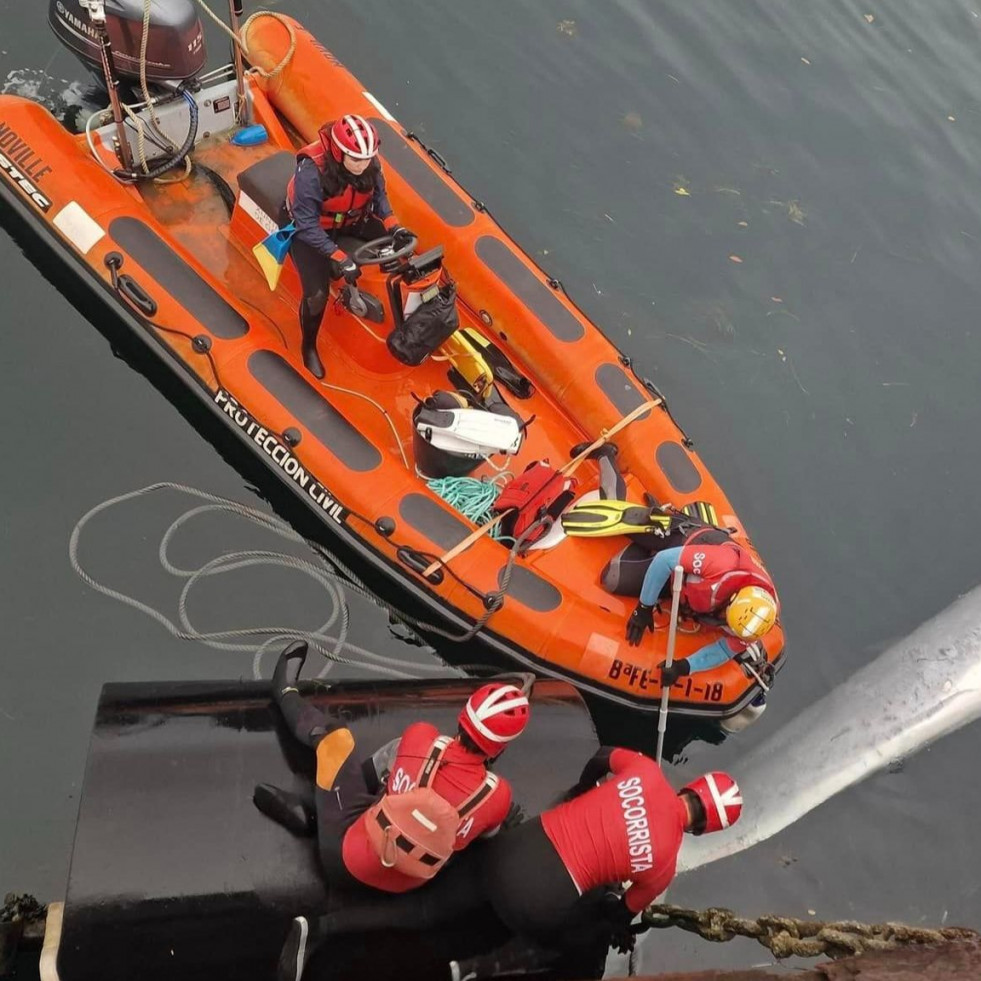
192;1;298;80
639;903;979;960
101;259;227;392
399;514;550;645
68;482;468;681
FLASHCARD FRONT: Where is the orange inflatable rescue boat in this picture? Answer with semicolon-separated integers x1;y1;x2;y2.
0;1;785;725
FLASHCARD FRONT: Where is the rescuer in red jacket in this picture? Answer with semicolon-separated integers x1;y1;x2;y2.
255;642;529;894
626;534;779;685
274;745;742;981
456;745;742;976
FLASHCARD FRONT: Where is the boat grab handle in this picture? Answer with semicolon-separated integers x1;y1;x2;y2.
103;251;158;318
116;274;158;317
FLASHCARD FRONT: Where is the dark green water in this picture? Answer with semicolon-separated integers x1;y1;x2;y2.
3;0;981;972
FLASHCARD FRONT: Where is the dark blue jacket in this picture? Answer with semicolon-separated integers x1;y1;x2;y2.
290;157;394;256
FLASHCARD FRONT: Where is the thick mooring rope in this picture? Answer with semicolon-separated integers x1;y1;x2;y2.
641;903;979;959
0;894;45;926
192;3;298;80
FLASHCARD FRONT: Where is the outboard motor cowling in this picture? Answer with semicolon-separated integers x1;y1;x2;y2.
48;0;206;83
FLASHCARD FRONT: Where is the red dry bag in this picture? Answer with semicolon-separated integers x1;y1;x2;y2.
493;461;578;545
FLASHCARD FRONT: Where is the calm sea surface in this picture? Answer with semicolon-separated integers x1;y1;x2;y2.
3;0;981;972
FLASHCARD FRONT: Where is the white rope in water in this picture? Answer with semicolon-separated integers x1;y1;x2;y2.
69;483;464;682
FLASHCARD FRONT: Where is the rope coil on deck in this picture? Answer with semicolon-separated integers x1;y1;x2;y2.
426;475;509;532
641;903;980;959
192;2;298;80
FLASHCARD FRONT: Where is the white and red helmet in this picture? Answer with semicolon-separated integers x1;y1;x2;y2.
681;772;743;834
324;114;380;162
458;683;530;757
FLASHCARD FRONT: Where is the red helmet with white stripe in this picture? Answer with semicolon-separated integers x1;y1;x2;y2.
681;772;742;835
458;683;530;757
324;114;380;162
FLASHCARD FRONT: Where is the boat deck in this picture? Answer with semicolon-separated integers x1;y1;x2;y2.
139;135;599;486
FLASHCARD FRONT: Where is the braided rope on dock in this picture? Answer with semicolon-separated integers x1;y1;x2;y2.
641;903;979;959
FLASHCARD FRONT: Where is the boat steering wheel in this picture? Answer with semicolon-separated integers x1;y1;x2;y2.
352;232;418;266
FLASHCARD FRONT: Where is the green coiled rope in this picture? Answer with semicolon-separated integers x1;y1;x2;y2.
426;474;511;538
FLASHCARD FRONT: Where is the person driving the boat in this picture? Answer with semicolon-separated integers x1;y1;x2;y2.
625;538;779;686
285;113;414;379
275;747;742;981
255;642;528;900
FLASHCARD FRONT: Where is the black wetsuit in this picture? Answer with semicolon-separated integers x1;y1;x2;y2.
276;688;379;893
594;448;731;596
308;814;609;970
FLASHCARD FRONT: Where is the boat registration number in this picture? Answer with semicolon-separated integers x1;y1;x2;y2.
608;657;725;700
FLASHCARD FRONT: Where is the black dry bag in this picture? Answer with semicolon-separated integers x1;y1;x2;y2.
387;283;460;366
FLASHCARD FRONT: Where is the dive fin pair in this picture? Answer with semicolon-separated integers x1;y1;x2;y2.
560;499;674;538
680;500;719;528
459;327;535;399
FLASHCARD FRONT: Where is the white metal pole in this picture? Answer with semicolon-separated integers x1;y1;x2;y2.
655;564;684;766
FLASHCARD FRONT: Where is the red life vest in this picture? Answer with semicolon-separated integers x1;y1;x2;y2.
363;736;499;882
286;140;374;230
493;461;578;545
679;541;777;615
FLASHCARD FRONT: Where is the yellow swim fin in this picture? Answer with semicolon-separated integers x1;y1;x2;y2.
560;500;674;537
680;500;720;527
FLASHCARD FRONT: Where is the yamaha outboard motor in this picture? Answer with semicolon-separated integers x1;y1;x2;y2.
48;0;206;83
45;0;236;181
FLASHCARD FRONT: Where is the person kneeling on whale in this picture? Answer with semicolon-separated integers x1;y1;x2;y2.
256;642;530;973
256;642;529;876
625;534;779;688
276;746;742;981
448;748;743;977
